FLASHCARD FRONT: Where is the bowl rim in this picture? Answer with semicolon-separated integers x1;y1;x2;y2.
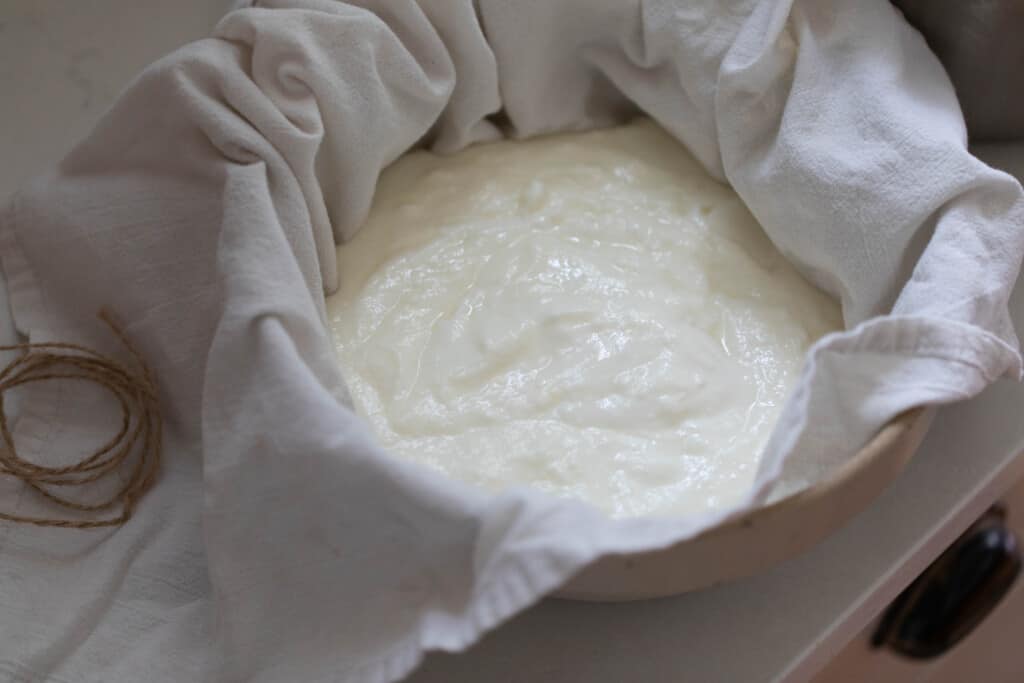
556;406;933;601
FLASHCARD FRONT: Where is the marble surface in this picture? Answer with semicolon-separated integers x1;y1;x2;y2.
0;1;230;199
1;3;1023;682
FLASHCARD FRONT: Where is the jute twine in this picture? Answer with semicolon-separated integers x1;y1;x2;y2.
0;311;161;528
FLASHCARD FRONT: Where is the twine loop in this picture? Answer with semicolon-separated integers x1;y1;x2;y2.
0;311;161;528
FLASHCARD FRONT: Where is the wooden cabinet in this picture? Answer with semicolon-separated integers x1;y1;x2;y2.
815;476;1024;682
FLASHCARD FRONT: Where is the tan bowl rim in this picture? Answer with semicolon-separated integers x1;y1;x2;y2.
556;406;931;600
744;406;927;524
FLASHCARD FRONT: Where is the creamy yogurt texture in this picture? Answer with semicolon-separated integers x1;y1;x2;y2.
327;119;841;518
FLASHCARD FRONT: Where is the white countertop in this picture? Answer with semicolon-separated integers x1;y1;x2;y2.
3;3;1023;681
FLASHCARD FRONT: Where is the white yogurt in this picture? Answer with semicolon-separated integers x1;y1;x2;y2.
327;119;841;518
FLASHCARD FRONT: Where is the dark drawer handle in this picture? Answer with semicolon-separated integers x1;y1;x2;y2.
872;506;1021;659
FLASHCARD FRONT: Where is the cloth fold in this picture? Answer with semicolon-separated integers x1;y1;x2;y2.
1;1;1021;681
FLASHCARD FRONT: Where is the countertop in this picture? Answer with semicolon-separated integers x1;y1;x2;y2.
2;3;1023;681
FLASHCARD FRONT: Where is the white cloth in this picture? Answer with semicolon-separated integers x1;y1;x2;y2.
1;1;1021;681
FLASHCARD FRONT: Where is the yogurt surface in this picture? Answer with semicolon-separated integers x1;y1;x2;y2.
327;119;842;518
